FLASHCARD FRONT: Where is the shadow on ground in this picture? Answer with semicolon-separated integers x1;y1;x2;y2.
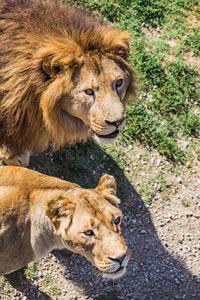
2;141;200;299
5;270;53;300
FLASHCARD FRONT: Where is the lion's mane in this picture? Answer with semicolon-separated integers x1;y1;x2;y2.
0;0;135;157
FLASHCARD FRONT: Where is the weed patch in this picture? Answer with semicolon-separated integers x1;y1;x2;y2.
24;262;37;280
181;198;190;207
0;277;14;295
41;275;62;296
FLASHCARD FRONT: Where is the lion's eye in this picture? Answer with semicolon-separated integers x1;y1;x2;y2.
114;217;121;226
85;89;94;96
84;230;94;236
115;79;123;88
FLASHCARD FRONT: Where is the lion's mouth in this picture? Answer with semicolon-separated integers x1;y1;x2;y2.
95;130;119;139
98;266;126;279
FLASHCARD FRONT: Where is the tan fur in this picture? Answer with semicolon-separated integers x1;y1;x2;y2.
0;0;136;166
0;167;129;279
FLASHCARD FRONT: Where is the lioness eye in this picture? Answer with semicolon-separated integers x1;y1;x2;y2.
85;89;94;96
114;217;121;225
84;230;94;236
116;79;123;88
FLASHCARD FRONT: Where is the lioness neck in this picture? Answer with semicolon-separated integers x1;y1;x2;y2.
30;206;63;260
30;192;65;260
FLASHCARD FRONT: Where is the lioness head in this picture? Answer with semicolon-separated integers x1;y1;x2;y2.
45;174;129;279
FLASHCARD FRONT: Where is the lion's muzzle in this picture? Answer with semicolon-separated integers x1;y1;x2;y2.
92;115;126;144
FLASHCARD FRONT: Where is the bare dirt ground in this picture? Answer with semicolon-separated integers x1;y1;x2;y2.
0;145;199;300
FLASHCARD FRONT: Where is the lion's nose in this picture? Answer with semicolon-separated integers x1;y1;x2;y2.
109;253;126;265
105;117;125;128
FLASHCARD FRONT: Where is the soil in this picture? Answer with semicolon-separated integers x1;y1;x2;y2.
0;145;199;300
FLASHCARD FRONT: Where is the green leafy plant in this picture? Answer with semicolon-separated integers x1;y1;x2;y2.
24;262;37;280
181;198;190;207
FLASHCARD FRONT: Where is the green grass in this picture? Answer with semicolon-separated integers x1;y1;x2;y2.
27;0;200;207
24;262;37;280
41;275;62;297
48;0;200;206
0;1;199;205
0;277;14;295
64;0;200;164
181;198;190;207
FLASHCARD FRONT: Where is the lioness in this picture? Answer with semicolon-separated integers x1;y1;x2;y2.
0;0;136;167
0;167;129;279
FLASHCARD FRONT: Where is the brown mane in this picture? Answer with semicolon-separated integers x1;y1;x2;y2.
0;0;135;157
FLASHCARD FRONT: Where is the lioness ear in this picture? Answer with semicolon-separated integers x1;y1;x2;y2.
97;174;117;195
42;55;63;77
96;174;120;206
45;198;75;234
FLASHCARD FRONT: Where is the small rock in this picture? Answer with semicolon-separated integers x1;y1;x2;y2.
177;177;183;184
156;159;162;166
140;230;147;234
186;211;193;216
126;145;133;152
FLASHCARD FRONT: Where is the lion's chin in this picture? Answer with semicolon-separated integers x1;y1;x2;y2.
101;266;126;280
94;130;120;145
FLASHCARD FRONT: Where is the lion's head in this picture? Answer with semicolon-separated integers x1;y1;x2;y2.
58;55;132;144
37;24;136;148
0;0;136;165
45;174;130;279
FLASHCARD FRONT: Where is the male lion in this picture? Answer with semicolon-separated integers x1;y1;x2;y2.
0;167;129;279
0;0;136;167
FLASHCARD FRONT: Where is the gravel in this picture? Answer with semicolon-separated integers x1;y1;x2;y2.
1;187;199;300
0;153;200;299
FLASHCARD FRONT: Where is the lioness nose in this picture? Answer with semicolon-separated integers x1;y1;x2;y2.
105;117;125;128
109;253;126;265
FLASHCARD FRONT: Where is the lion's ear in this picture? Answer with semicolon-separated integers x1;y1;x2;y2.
45;198;75;234
42;55;63;77
96;174;120;206
113;33;130;60
116;45;129;60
